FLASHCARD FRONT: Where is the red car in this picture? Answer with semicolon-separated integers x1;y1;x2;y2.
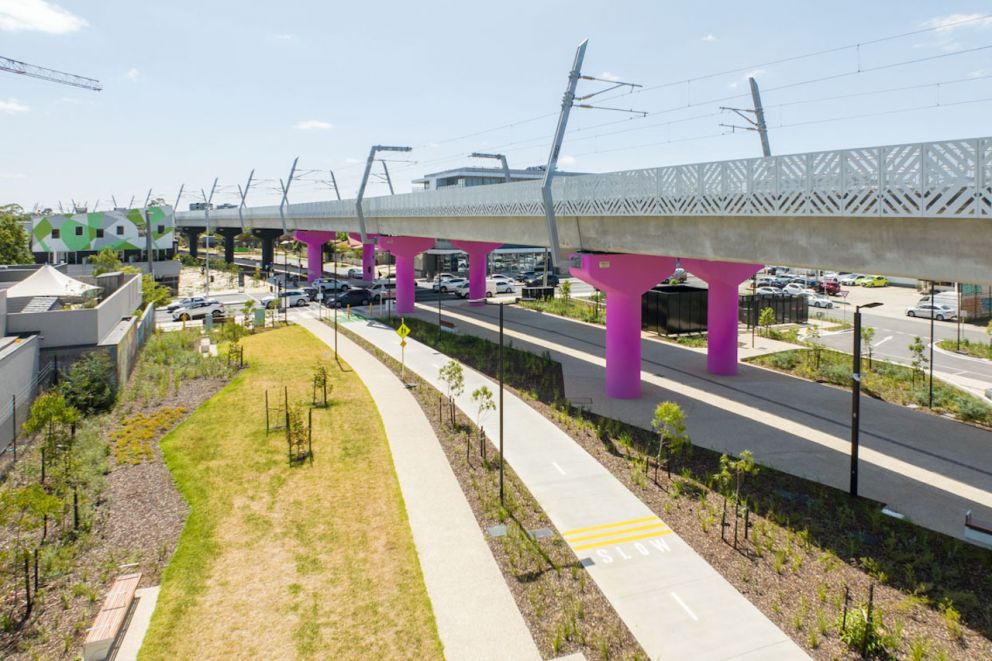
816;278;841;296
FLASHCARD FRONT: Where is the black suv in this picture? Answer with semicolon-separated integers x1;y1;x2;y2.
323;288;372;308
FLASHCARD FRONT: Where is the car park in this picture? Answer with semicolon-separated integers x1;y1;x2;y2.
906;302;956;320
260;289;310;309
172;299;225;321
166;296;206;312
324;288;372;308
857;275;888;288
805;292;833;308
839;273;864;286
755;286;783;295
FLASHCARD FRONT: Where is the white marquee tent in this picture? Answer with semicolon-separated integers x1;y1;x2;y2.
6;265;100;300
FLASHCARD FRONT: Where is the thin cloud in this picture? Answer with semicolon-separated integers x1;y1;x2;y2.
599;71;621;82
701;34;717;42
922;13;992;33
293;119;333;130
124;67;141;81
0;172;26;179
558;154;577;166
272;32;295;41
0;99;30;114
0;0;88;33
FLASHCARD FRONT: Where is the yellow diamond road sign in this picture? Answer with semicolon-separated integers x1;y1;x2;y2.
397;322;410;339
400;339;407;348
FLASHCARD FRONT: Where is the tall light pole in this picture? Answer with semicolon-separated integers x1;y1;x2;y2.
477;295;518;504
851;301;882;497
355;145;413;243
929;280;936;409
201;178;218;299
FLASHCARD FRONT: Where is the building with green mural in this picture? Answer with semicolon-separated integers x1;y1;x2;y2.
31;206;175;257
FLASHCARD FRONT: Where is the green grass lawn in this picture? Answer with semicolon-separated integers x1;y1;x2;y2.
938;337;992;360
140;326;442;660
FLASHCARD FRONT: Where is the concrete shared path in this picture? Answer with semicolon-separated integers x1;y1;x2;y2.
293;308;806;660
295;314;540;661
409;301;992;542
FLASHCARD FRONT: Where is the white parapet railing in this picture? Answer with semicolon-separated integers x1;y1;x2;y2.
177;136;992;225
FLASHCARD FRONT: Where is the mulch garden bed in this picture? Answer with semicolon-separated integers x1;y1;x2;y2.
0;374;231;660
338;323;647;660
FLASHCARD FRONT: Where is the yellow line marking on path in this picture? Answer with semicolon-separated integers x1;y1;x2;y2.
562;516;659;537
565;522;669;543
572;529;673;551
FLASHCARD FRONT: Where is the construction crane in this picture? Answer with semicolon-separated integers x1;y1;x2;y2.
1;56;101;91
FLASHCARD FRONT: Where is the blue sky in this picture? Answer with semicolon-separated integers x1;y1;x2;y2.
2;0;992;211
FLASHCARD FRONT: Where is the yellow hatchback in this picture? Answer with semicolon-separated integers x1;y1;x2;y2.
857;275;888;288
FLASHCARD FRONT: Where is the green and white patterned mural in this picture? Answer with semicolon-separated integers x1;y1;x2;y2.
31;207;174;253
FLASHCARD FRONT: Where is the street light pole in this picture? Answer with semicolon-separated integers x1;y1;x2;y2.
929;280;935;409
498;301;505;504
850;301;882;497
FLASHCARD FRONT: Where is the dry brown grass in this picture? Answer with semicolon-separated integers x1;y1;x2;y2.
140;326;442;660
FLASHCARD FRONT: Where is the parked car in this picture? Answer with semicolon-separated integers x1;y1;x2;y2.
770;276;793;289
433;272;458;283
906;303;956;321
346;267;364;279
524;273;560;287
815;279;841;296
166;296;206;312
783;282;810;295
755;286;783;295
790;277;818;290
755;276;775;287
260;289;310;309
490;274;516;285
857;275;889;288
172;299;224;321
435;277;468;293
805;292;834;308
368;282;396;301
324;288;372;308
302;286;320;301
839;273;865;286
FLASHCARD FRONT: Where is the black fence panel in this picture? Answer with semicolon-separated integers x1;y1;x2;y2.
739;293;808;326
642;285;709;336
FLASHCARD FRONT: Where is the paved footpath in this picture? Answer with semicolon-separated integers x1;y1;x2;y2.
418;301;992;542
296;313;540;661
296;309;806;660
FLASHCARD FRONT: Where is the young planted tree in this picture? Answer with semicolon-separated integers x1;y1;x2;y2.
805;323;824;372
242;298;257;331
559;280;571;309
60;352;116;414
472;386;496;432
758;306;776;338
861;326;876;370
438;360;465;425
651;401;690;479
24;391;81;471
312;363;330;407
717;450;759;504
909;336;928;386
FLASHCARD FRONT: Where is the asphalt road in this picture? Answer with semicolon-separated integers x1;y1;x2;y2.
819;309;992;386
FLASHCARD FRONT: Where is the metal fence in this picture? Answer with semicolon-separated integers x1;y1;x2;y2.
0;361;55;473
739;293;809;327
641;286;709;336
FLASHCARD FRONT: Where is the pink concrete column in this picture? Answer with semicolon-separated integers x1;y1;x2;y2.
451;240;502;305
293;230;336;283
681;259;763;376
348;232;379;281
570;253;677;399
378;235;436;314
